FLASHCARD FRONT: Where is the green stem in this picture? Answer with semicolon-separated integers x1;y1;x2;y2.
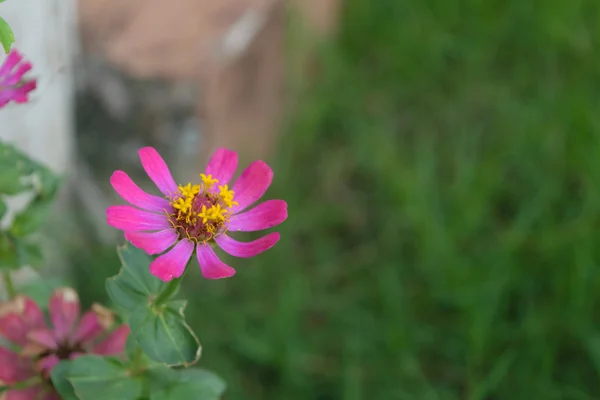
129;347;145;375
153;277;181;306
2;271;15;300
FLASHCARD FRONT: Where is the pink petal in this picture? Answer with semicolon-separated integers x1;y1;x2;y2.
0;82;35;106
9;62;32;84
125;229;179;255
71;311;103;344
1;62;32;87
36;354;59;377
196;244;236;279
231;161;273;213
0;296;45;345
110;170;171;212
18;80;37;95
27;328;58;350
138;147;178;197
0;80;37;107
0;50;21;76
215;232;280;258
106;205;171;232
20;297;45;329
48;288;80;342
72;303;116;346
228;200;288;232
0;347;32;384
149;239;194;281
0;314;29;346
204;148;238;186
5;386;44;400
93;325;130;356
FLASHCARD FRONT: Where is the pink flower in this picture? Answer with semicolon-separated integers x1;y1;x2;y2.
0;49;37;109
0;288;130;399
106;147;288;281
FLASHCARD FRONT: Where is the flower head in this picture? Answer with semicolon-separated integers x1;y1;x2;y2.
0;49;37;108
106;147;288;281
0;288;130;399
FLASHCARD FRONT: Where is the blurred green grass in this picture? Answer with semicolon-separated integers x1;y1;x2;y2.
70;0;600;398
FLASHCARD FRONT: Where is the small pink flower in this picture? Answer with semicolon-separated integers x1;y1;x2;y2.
0;49;37;109
0;288;130;399
106;147;288;281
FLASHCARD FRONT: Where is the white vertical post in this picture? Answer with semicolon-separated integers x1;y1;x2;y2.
0;0;76;173
0;0;77;289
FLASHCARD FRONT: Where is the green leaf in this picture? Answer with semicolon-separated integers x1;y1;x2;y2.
37;169;62;199
0;142;36;173
178;369;226;396
106;243;170;313
0;17;14;54
0;199;6;219
149;368;226;400
0;141;61;197
67;355;144;400
124;333;162;369
16;241;43;269
50;360;79;400
129;300;201;367
0;233;19;269
9;196;53;237
124;333;140;362
0;162;27;195
0;234;44;270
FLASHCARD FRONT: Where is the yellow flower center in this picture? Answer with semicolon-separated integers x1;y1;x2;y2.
167;173;238;242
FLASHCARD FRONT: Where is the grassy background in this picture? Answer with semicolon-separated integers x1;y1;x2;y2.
70;0;600;398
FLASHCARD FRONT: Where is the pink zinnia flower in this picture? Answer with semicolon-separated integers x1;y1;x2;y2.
0;49;37;108
106;147;287;281
0;288;130;400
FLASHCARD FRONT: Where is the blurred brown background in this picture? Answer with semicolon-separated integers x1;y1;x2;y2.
77;0;340;164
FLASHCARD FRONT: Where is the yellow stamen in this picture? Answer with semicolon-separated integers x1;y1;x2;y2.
200;173;218;188
198;205;211;224
168;174;240;242
218;184;239;208
210;204;226;222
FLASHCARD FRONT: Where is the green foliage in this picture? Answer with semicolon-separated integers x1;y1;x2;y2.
106;244;170;313
50;361;79;400
0;142;61;271
106;244;201;367
171;0;600;399
0;17;13;54
68;356;144;400
148;368;226;400
129;300;201;366
0;232;43;270
10;197;54;237
0;142;61;199
51;354;225;400
52;356;144;400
